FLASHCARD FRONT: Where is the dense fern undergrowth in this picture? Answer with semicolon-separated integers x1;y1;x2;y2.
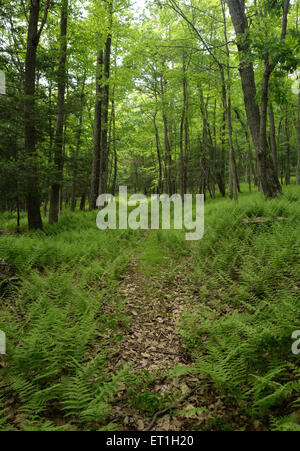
0;211;143;431
0;185;299;431
180;185;300;431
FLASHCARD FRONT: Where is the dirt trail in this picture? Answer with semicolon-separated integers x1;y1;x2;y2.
106;234;233;431
117;259;191;372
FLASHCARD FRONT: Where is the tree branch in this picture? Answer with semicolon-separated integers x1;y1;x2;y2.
166;0;223;68
37;0;52;40
20;0;29;24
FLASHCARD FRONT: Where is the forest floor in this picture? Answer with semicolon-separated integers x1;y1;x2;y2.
0;184;299;431
106;232;249;431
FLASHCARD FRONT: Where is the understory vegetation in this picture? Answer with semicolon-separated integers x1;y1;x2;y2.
0;184;299;431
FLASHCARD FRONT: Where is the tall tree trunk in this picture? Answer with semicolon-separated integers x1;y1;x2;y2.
179;51;189;197
269;103;278;175
49;0;68;224
24;0;50;230
285;111;290;185
297;91;300;185
153;113;163;194
160;74;173;194
227;0;288;197
89;48;103;210
99;32;112;195
221;1;237;200
99;0;113;196
226;79;237;201
210;99;217;199
111;95;118;196
199;87;209;195
216;97;226;197
71;76;85;212
234;108;258;187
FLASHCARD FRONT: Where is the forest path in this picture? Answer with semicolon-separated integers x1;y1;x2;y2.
107;231;228;431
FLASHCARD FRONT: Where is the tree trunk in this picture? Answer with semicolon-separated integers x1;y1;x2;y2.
179;51;189;197
297;91;300;185
71;76;85;212
99;32;112;195
216;98;226;197
89;49;103;210
80;193;86;211
160;74;173;194
269;104;278;175
111;96;118;196
285;112;290;185
153;113;163;194
24;0;49;230
221;1;237;200
49;0;68;224
227;0;285;197
234;107;258;187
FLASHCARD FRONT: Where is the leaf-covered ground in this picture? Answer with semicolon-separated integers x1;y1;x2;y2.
106;232;250;431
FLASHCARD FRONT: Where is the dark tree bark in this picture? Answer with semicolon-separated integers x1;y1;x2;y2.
98;32;112;195
216;98;226;197
79;193;86;211
49;0;68;224
24;0;51;230
226;0;288;197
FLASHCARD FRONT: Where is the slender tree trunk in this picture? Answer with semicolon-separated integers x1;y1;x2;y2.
269;103;278;175
234;108;257;187
49;0;68;224
160;74;172;194
99;32;112;195
71;77;85;212
111;96;118;196
199;88;209;196
80;193;86;211
216;98;226;197
211;99;217;199
179;51;189;196
24;0;49;230
285;111;290;185
98;1;113;196
221;9;237;199
89;49;103;210
221;0;237;201
297;91;300;185
153;113;163;194
226;84;237;200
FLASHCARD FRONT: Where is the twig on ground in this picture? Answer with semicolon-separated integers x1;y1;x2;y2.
145;385;202;431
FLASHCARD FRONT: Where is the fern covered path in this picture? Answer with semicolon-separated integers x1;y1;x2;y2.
106;232;242;431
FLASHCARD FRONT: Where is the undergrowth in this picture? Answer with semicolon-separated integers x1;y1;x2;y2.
178;185;300;430
0;210;143;430
0;185;299;431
